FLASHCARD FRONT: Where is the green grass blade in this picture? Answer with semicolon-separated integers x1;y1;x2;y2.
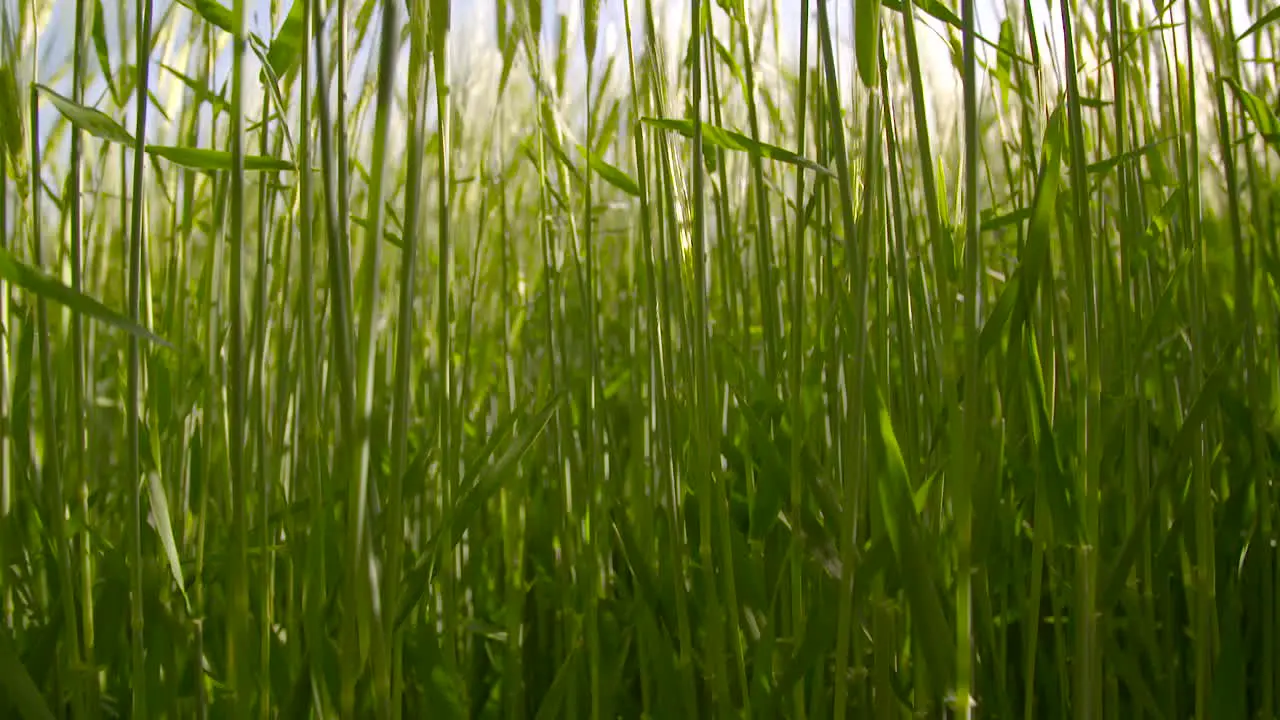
855;0;882;87
641;117;834;176
145;145;294;172
0;627;56;720
36;83;135;144
0;243;170;347
576;145;640;197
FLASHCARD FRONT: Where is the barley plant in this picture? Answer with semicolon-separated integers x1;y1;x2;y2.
0;0;1277;715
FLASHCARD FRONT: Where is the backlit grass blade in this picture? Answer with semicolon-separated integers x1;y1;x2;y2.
174;0;234;33
576;145;640;197
855;0;882;87
641;117;834;176
1223;78;1280;155
264;0;305;80
159;63;229;112
978;104;1064;359
146;470;189;608
1235;5;1280;40
0;243;170;347
36;83;135;144
92;0;117;103
146;145;294;172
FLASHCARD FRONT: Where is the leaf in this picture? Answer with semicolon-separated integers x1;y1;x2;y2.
855;0;883;87
93;0;120;104
160;63;228;113
775;576;838;697
582;0;600;59
1025;332;1078;541
265;0;306;79
145;145;295;172
429;0;450;41
1224;77;1280;154
245;34;297;158
577;145;640;197
1101;352;1233;606
978;105;1064;361
881;0;960;27
534;644;581;720
174;0;236;33
712;35;744;86
0;244;170;348
865;371;955;690
0;63;23;170
642;117;834;177
396;393;565;628
995;20;1015;111
0;627;56;720
980;206;1032;232
36;83;135;145
1086;137;1171;176
881;0;1032;65
147;471;189;609
352;215;404;248
1236;5;1280;40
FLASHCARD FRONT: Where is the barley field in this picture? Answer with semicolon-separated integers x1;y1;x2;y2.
1;0;1278;716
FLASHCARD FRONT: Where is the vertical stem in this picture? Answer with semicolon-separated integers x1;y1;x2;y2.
226;0;250;709
126;0;155;713
1060;0;1102;715
387;2;427;716
67;0;97;711
31;46;88;720
958;0;981;711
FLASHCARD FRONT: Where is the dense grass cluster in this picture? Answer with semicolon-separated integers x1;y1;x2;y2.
2;0;1279;716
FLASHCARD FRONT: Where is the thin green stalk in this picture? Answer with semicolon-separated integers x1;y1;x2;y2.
29;50;88;720
787;2;810;718
125;0;155;713
1060;0;1102;715
225;0;251;708
620;1;697;713
349;0;397;714
580;4;604;717
428;0;459;700
66;0;96;711
253;80;274;720
386;2;428;716
957;0;982;710
688;0;730;712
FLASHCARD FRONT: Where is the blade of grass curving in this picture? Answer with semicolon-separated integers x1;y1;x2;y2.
575;145;640;197
0;239;171;351
36;83;135;145
0;626;56;720
263;0;305;81
145;145;294;172
855;0;882;87
346;0;398;712
395;392;564;630
91;0;117;103
1236;5;1280;40
125;0;156;713
67;0;99;710
641;117;833;176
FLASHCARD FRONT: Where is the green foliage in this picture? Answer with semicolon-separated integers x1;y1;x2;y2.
2;0;1279;718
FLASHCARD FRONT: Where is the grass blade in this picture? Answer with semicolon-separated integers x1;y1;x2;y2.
36;83;135;144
